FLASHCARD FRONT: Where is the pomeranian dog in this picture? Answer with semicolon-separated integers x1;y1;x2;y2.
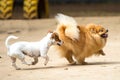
54;14;108;65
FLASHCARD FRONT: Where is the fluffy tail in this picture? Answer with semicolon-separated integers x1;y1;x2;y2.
5;35;18;49
55;13;80;40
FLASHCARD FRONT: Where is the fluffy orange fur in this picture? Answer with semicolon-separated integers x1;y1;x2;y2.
55;14;108;65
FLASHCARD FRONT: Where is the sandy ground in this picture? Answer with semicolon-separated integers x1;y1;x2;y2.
0;16;120;80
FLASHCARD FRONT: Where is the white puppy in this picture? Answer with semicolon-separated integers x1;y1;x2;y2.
5;32;63;70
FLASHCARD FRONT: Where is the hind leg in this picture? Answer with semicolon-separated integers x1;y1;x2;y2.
18;53;31;66
97;50;105;56
42;55;49;66
32;57;38;65
75;56;87;65
65;52;76;65
10;57;21;70
19;57;31;66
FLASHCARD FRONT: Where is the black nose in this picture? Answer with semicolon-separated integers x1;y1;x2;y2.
106;29;108;32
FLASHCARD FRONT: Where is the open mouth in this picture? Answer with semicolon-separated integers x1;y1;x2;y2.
57;41;64;46
101;34;108;38
57;43;61;46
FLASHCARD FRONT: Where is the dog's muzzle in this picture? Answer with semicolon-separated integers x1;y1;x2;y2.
57;41;64;46
101;29;108;38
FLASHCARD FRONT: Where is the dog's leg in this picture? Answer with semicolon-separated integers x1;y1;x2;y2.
32;57;38;65
17;53;31;65
11;57;21;70
21;58;31;66
42;55;49;66
19;57;31;66
65;52;76;65
97;50;105;56
75;56;87;65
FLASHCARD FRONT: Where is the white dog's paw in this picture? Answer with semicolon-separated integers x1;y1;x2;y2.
16;67;21;70
44;63;47;66
27;62;32;66
22;61;32;66
44;61;48;66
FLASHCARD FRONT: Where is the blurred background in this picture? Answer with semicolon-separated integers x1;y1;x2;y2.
0;0;120;19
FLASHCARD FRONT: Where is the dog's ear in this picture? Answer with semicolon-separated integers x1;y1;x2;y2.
87;24;97;34
89;26;97;34
51;32;56;39
51;32;59;39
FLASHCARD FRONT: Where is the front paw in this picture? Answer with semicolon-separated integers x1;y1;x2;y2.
32;62;37;65
69;61;76;65
81;62;88;65
44;62;47;66
16;67;21;70
75;61;88;65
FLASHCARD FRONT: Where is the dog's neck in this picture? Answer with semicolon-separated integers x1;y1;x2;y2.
40;33;54;50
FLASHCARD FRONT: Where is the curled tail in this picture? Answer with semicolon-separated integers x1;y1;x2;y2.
55;13;80;40
5;35;18;49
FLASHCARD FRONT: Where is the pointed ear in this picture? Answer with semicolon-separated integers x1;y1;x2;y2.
51;32;55;39
89;27;96;33
51;32;59;39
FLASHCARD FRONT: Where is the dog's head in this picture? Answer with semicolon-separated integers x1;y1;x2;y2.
49;31;63;46
87;24;108;38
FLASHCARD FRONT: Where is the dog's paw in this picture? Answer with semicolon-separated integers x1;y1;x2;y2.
31;61;38;65
44;63;47;66
77;61;88;65
101;52;106;56
26;62;32;66
44;61;48;66
32;63;35;65
81;62;88;65
28;64;31;66
70;61;76;65
16;68;21;70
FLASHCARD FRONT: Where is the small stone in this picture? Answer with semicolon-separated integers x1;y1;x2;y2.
8;74;11;76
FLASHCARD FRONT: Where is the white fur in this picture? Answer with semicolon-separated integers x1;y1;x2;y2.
5;33;61;70
5;35;18;49
55;13;80;40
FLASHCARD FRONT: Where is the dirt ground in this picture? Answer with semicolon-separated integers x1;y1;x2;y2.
0;16;120;80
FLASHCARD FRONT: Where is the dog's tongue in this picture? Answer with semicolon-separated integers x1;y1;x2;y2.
101;34;108;38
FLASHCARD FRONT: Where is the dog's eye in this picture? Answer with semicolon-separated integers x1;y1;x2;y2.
99;29;103;32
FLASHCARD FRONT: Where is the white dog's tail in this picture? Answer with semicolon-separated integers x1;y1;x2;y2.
5;35;18;49
55;13;80;40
